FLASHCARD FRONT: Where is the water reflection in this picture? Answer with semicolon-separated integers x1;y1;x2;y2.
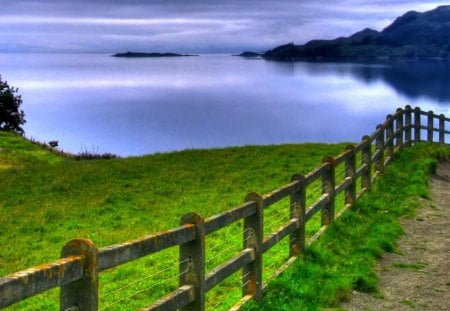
0;54;448;156
266;60;450;105
353;61;450;104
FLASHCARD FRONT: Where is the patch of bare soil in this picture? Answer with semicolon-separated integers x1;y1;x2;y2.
340;161;450;311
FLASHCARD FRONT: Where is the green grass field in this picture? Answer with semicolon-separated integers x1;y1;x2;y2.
244;143;449;311
0;131;350;310
2;130;448;310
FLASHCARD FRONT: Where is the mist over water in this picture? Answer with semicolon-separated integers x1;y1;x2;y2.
0;53;448;156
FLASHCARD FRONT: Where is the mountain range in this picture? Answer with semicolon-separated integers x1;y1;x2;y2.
261;5;450;61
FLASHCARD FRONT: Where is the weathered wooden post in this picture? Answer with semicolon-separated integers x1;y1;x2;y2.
428;110;434;143
439;114;445;144
361;136;372;192
321;156;335;226
375;125;385;174
414;107;421;143
60;239;99;311
289;174;306;256
345;146;356;206
395;108;404;149
243;192;263;300
180;213;205;311
404;105;412;146
386;115;394;160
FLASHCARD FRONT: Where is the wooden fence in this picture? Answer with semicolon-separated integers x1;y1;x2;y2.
1;106;449;310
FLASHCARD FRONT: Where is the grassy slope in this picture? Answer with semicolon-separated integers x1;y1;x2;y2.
0;131;349;310
244;143;450;311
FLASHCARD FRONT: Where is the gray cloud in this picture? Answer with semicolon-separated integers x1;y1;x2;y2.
0;1;448;53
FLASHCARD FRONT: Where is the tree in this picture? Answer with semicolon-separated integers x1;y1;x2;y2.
0;75;26;134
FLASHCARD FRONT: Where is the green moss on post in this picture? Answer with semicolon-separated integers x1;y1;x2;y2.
289;174;306;256
321;156;335;226
361;136;372;192
60;239;98;311
243;192;263;301
345;145;357;206
180;213;205;311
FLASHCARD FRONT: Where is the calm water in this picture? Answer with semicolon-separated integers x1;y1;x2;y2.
0;53;449;156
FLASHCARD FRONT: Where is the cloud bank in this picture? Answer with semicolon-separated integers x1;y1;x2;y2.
0;0;447;53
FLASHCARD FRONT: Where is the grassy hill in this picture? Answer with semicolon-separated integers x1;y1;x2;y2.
0;131;349;310
2;130;447;310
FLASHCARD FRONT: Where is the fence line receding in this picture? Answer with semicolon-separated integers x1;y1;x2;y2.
0;106;449;310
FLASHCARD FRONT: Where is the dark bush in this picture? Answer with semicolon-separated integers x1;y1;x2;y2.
0;75;26;133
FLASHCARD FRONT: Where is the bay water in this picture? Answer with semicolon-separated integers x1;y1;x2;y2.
0;53;448;156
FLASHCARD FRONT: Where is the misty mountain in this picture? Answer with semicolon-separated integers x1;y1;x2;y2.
263;5;450;61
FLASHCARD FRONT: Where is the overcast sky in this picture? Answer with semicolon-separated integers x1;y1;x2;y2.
0;1;448;54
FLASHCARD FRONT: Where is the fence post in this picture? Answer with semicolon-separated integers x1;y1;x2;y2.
414;107;421;143
428;110;434;143
345;146;356;206
321;156;335;226
180;213;205;311
439;114;445;144
289;174;306;257
243;192;263;301
386;115;394;159
60;239;99;311
395;108;404;149
375;125;385;174
404;105;412;146
361;136;372;192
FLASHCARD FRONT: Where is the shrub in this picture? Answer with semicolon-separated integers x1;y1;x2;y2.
0;75;26;133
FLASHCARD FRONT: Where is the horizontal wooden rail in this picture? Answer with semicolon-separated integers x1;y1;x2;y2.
262;219;298;253
204;201;256;235
0;256;84;308
143;285;195;311
305;194;330;222
335;177;352;195
304;162;329;186
205;248;255;292
98;224;196;271
262;180;299;207
1;106;448;310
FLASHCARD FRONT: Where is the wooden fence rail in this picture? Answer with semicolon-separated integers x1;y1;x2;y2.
1;106;449;310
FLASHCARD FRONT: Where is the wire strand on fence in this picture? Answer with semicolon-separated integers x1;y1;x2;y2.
335;167;346;183
206;237;253;268
99;268;189;310
101;258;190;299
206;243;240;266
242;271;251;280
264;210;290;235
213;297;226;309
264;206;288;225
207;227;252;253
242;279;252;289
307;181;323;196
307;186;326;204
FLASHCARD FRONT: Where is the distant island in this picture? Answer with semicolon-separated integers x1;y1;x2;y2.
245;5;450;61
232;51;262;58
111;52;198;58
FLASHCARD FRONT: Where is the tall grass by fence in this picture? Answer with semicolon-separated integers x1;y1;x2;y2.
0;106;449;310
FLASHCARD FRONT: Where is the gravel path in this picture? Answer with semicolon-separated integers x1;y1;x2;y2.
340;161;450;311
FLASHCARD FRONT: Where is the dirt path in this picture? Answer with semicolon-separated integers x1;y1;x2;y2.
341;161;450;311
